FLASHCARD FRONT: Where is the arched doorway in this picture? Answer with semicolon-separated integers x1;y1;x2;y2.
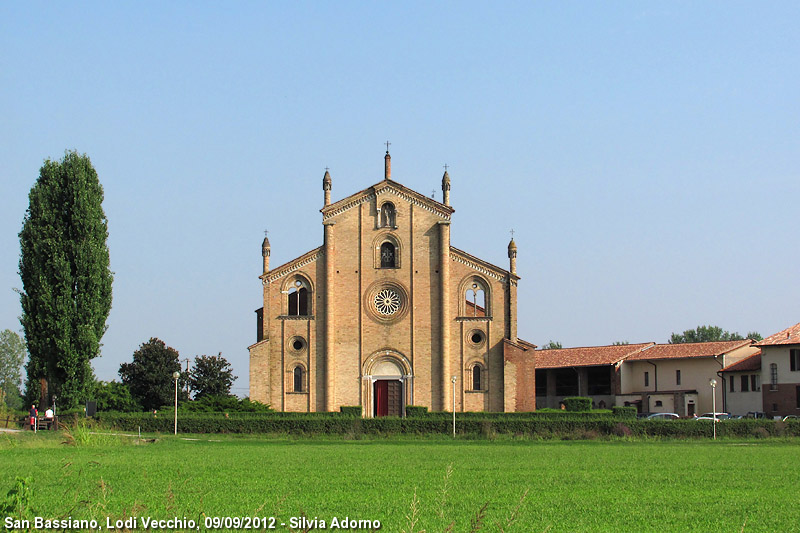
363;351;413;418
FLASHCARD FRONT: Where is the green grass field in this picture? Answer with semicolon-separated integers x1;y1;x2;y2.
1;431;798;532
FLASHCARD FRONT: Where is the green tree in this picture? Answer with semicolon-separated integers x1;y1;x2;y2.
119;338;185;411
91;380;141;412
745;331;763;342
669;325;761;344
188;353;237;399
0;330;26;409
18;151;112;409
542;340;563;350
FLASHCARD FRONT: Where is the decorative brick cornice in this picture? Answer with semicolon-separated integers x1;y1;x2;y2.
322;182;453;222
278;315;316;321
375;185;452;219
322;193;374;221
264;248;323;284
449;249;507;284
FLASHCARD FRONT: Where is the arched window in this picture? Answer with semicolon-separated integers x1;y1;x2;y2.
287;279;310;316
380;242;396;268
293;366;305;392
466;282;486;317
459;276;491;318
380;202;396;228
472;364;484;391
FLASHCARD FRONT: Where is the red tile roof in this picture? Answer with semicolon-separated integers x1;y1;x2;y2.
721;351;762;373
626;340;752;361
534;343;654;369
755;322;800;346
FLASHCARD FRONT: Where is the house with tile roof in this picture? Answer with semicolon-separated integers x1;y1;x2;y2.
720;351;763;416
534;343;653;409
756;322;800;419
618;340;758;416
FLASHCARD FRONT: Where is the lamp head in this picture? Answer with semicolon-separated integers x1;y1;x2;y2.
173;371;181;379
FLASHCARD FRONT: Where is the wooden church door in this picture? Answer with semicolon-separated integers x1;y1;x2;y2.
374;380;403;417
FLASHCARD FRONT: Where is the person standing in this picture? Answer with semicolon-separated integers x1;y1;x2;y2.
29;404;37;430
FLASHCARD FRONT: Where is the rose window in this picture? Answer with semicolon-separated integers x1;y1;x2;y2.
374;288;401;315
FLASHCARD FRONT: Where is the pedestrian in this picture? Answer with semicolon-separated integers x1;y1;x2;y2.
29;404;37;430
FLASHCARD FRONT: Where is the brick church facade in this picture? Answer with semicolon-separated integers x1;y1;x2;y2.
249;150;535;415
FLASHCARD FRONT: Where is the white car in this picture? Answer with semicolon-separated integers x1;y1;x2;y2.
695;412;730;420
645;413;679;420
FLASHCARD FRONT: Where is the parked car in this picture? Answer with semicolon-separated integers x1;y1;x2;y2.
782;415;799;422
645;413;679;420
695;412;730;420
746;411;767;419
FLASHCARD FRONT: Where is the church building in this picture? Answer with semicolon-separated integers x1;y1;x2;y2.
249;149;535;415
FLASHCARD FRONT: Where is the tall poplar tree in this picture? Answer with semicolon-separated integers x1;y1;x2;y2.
19;151;113;409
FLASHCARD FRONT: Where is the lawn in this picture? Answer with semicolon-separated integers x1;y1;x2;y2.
1;431;797;532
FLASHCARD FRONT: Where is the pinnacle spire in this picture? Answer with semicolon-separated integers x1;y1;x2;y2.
384;141;391;180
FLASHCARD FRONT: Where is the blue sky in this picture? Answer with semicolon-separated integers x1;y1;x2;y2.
1;3;798;395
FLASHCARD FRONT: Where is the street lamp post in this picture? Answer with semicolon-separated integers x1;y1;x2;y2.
451;375;457;438
709;378;718;440
173;371;181;435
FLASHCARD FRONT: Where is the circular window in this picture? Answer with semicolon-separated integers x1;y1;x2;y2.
374;288;401;315
365;281;409;323
288;336;306;353
468;330;485;346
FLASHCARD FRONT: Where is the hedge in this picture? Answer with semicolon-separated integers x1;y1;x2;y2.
405;405;428;417
612;406;637;419
563;397;592;412
93;412;800;438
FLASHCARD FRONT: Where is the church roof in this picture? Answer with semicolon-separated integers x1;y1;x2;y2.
450;246;518;282
535;343;655;369
320;178;454;221
261;246;323;283
755;322;800;346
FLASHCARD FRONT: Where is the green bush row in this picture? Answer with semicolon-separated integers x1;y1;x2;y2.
612;406;637;418
563;397;592;412
95;412;800;438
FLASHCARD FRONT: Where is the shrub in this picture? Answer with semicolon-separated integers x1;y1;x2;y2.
563;397;592;412
178;395;272;413
339;406;362;417
612;423;633;437
405;405;428;417
612;406;637;419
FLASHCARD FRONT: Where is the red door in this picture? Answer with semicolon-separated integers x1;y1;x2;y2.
374;380;403;417
375;381;388;417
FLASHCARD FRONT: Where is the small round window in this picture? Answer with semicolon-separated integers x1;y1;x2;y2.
289;337;306;352
468;330;485;346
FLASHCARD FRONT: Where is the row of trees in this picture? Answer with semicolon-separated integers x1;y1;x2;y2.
542;325;763;350
668;325;762;344
117;338;237;411
1;329;241;412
